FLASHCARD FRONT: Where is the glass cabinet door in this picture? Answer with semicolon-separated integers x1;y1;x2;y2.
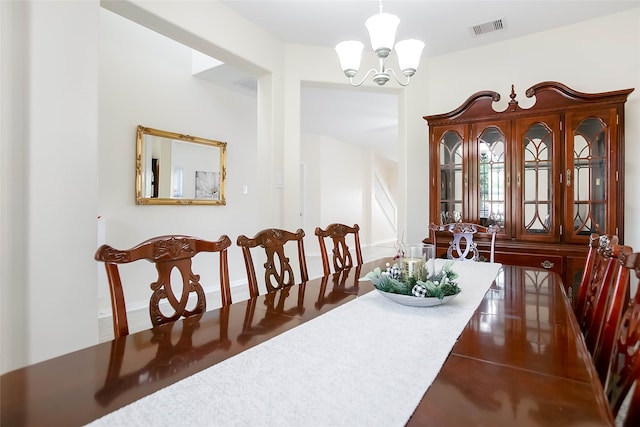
472;123;508;232
435;129;464;224
515;115;561;242
564;108;617;243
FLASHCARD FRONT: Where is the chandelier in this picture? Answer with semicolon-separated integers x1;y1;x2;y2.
335;0;425;87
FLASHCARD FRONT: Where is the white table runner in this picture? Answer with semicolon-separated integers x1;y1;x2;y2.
87;261;502;427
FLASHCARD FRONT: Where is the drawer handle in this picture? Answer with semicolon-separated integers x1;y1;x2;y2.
541;260;554;269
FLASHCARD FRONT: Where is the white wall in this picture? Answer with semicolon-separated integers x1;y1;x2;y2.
301;134;397;253
1;0;29;372
372;156;400;245
317;137;366;228
1;0;100;372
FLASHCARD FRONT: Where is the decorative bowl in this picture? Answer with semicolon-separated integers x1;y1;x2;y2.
375;289;461;307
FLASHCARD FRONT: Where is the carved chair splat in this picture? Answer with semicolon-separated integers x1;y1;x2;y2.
429;222;500;262
236;228;309;297
315;223;363;275
95;234;232;339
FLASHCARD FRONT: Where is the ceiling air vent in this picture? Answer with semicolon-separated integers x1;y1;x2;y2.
471;18;505;36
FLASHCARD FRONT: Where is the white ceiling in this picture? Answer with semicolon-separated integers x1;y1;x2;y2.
221;0;637;56
211;0;638;160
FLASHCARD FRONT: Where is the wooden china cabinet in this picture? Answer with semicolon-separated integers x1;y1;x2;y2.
423;81;634;301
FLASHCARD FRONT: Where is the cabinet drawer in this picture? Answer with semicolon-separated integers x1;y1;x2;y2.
495;252;564;276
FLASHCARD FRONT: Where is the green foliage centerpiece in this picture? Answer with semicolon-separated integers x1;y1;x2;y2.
365;261;461;300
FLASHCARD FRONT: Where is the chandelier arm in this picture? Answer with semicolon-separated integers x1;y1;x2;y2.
387;67;411;87
347;68;380;87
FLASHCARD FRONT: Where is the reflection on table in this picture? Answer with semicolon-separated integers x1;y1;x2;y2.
407;265;613;426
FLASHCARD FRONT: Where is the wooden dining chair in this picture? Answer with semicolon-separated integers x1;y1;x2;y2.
574;234;618;315
236;228;309;297
314;223;363;275
593;244;633;384
95;234;232;339
598;251;640;426
429;222;500;262
573;234;630;360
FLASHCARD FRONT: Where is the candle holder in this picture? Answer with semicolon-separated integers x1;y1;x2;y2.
402;252;423;280
402;244;435;280
423;243;436;278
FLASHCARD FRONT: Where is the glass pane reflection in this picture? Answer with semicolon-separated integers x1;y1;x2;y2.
573;117;607;235
522;123;552;234
478;126;505;228
439;131;463;220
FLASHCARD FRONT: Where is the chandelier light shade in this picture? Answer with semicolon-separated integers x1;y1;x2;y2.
365;12;399;58
335;40;364;77
335;0;425;86
394;39;424;76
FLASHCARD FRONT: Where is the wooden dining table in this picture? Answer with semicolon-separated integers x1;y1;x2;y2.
1;259;614;426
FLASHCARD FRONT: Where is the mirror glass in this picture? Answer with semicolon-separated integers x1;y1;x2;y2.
136;125;226;205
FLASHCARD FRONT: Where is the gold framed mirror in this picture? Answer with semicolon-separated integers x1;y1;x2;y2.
135;125;226;205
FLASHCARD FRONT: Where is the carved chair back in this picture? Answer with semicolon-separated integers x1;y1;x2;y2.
429;222;500;262
236;228;309;297
574;234;629;360
314;223;363;275
593;245;632;385
600;251;640;426
95;234;232;339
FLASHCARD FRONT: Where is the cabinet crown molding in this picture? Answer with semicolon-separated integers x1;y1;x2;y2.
424;81;634;126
